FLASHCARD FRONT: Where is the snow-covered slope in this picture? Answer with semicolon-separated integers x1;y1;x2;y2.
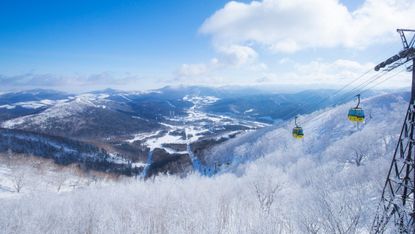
207;91;408;169
2;94;109;128
1;93;159;137
0;91;408;233
0;99;69;110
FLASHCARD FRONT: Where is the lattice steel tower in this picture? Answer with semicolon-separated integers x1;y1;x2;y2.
371;29;415;233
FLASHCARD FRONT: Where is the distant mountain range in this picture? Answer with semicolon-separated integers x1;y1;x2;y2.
0;86;375;176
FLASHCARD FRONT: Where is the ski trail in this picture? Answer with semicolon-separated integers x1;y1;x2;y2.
185;128;215;176
186;141;202;171
140;150;153;178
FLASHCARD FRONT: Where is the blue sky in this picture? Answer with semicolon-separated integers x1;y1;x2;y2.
0;1;225;73
0;0;414;92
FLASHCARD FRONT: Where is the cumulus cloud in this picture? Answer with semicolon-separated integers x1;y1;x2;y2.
218;44;258;66
175;56;394;88
174;56;397;88
200;0;415;53
176;45;261;79
293;59;374;82
257;59;376;85
254;58;410;88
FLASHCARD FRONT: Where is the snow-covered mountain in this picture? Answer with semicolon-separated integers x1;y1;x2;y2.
0;90;408;233
0;89;72;122
1;93;160;137
0;87;355;177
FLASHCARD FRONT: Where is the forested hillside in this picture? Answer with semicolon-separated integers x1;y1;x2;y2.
0;91;407;233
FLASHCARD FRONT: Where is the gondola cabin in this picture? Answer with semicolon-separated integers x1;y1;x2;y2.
348;107;365;122
292;116;304;139
292;126;304;139
348;94;365;123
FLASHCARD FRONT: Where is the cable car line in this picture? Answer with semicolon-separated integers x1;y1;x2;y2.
262;57;406;141
285;70;388;138
336;66;407;105
292;68;386;118
300;69;405;129
276;68;376;125
333;70;388;104
359;67;407;96
290;70;387;123
329;68;373;98
301;61;409;138
301;73;400;130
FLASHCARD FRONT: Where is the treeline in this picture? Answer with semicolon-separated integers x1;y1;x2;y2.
0;128;141;176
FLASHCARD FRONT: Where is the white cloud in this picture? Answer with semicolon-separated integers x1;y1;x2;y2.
174;57;412;89
176;44;262;79
0;72;160;92
255;58;411;89
293;59;374;82
175;0;414;87
200;0;415;53
257;59;375;85
218;44;258;66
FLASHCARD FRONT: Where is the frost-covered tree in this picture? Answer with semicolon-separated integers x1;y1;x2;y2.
11;169;26;193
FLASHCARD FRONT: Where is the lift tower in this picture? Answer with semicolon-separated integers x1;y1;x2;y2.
371;29;415;233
